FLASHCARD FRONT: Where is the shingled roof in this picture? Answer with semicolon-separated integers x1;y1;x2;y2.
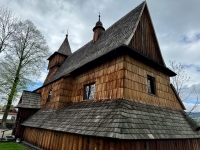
15;91;41;109
47;35;72;60
21;99;200;140
44;1;172;85
57;35;72;56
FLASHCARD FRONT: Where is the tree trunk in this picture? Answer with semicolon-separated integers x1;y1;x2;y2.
0;61;22;129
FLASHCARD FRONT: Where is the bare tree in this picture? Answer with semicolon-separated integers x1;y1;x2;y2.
169;60;192;100
0;20;49;128
0;6;18;53
169;60;199;113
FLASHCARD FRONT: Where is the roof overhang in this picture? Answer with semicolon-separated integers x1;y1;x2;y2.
47;52;68;60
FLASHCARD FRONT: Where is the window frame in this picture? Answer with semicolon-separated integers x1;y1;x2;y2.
83;83;95;100
46;90;52;102
147;75;156;95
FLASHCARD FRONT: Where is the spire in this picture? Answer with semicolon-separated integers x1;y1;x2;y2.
66;29;68;37
92;13;105;42
93;13;105;31
98;12;100;21
57;33;72;56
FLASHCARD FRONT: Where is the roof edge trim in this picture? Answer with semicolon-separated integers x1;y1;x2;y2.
170;84;186;110
124;1;146;45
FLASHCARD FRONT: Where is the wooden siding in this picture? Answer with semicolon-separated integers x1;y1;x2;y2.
71;55;125;102
44;66;59;84
37;56;125;109
13;109;38;138
44;54;67;84
23;127;200;150
48;54;66;69
37;77;73;109
129;6;164;65
124;55;183;110
38;54;183;110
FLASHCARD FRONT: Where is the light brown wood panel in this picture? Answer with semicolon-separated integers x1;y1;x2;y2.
123;55;183;110
48;54;66;69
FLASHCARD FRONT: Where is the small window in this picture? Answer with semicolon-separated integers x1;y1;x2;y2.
84;83;95;100
47;90;52;102
147;76;155;95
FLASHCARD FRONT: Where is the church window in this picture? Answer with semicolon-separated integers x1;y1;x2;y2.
84;83;95;100
147;76;155;95
47;90;52;102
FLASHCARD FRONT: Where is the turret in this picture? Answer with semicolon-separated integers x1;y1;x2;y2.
44;34;72;84
92;14;105;42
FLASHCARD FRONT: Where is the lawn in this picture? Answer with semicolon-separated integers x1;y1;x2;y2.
0;142;27;150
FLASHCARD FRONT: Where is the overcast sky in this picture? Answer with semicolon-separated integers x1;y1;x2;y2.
1;0;200;111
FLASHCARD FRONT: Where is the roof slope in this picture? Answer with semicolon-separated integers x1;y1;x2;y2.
57;35;72;56
47;35;72;60
45;2;146;84
16;91;41;109
21;99;200;140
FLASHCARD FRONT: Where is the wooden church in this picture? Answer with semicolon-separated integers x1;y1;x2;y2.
13;2;200;150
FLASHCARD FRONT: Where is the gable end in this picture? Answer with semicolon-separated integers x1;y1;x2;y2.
128;5;165;66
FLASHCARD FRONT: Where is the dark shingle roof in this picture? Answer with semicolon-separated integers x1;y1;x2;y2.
21;99;200;139
15;91;41;109
57;35;72;56
47;35;72;60
45;2;145;84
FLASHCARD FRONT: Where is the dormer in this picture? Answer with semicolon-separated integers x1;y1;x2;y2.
44;34;72;84
92;14;105;42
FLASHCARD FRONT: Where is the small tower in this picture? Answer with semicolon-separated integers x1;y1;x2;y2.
44;34;72;84
92;14;105;42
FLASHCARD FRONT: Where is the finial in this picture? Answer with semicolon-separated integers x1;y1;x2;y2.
66;29;68;37
99;12;100;21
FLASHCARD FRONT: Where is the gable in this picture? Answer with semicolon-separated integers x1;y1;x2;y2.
129;5;165;66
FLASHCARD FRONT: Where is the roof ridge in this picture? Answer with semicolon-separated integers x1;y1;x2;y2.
105;1;146;33
66;1;145;57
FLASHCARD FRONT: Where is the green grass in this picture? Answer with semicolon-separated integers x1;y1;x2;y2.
0;142;27;150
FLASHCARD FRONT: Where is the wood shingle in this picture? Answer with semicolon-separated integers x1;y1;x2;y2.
21;99;200;140
16;91;41;109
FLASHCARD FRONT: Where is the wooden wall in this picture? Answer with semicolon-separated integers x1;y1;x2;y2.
44;66;59;84
48;54;66;69
13;109;38;138
129;6;164;65
37;77;73;109
38;54;183;110
44;54;66;84
23;127;200;150
124;55;183;110
71;55;125;102
37;56;125;109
